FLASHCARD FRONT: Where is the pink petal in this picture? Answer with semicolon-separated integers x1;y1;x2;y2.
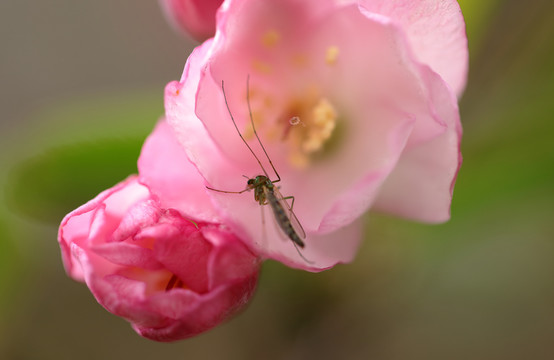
359;0;469;95
164;39;239;187
269;217;365;271
95;274;168;328
373;68;462;222
138;275;257;341
92;242;162;270
152;220;212;294
202;225;260;288
110;199;161;242
138;119;221;223
58;176;145;280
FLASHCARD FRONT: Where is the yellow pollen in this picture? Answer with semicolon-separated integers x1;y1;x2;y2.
325;46;339;65
244;85;338;169
289;152;309;168
251;59;272;74
287;97;338;168
263;95;274;109
262;30;280;48
303;98;337;152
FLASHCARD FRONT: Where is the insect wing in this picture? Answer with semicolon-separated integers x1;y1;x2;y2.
270;186;306;240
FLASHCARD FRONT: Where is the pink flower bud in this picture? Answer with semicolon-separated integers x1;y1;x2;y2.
159;0;224;41
58;176;260;341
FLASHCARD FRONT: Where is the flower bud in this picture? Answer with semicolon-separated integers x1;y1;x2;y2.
159;0;223;41
58;177;260;341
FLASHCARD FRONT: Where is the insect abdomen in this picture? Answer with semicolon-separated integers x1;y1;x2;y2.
267;189;305;248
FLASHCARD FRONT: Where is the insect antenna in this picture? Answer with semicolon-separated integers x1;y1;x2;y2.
221;79;270;179
244;75;282;183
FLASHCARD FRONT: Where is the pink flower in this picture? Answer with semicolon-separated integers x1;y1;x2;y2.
58;122;260;341
164;0;467;270
159;0;223;41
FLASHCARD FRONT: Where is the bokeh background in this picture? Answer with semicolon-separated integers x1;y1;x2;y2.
1;0;553;359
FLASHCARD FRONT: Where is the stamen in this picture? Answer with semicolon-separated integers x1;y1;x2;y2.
262;30;280;48
287;98;338;168
252;60;272;74
165;274;180;291
303;98;337;152
244;83;339;169
325;46;339;66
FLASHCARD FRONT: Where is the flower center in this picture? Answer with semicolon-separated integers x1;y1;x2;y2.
286;98;338;168
245;90;339;169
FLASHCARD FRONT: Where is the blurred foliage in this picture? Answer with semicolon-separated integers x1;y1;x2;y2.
0;217;21;307
0;91;161;342
458;0;503;52
1;0;554;359
3;91;162;223
5;139;143;223
14;90;162;146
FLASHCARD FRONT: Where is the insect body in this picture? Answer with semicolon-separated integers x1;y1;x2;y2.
248;175;305;248
206;76;306;249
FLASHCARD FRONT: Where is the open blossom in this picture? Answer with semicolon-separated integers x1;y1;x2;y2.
58;122;260;341
159;0;223;41
164;0;467;270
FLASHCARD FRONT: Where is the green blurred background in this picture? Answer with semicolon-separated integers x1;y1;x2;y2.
1;0;553;359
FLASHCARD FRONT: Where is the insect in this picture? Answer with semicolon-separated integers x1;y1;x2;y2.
206;76;306;250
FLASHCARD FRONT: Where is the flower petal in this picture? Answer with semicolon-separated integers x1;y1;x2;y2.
58;177;147;281
359;0;469;95
153;220;212;294
373;68;462;222
269;217;365;271
138;119;221;223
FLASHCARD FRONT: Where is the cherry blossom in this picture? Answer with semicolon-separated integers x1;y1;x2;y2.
164;0;466;270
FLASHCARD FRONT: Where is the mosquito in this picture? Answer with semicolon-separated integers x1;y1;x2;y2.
206;76;306;250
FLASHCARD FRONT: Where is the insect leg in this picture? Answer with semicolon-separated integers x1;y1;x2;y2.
260;204;267;248
281;195;296;223
293;242;315;265
205;186;250;194
282;195;295;211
